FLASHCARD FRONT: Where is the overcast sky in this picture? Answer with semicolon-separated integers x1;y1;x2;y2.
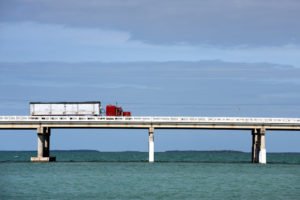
0;0;299;152
0;0;300;64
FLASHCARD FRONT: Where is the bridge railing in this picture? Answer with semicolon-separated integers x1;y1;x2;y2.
1;116;300;124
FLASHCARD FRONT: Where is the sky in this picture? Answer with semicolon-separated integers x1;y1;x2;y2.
0;0;299;152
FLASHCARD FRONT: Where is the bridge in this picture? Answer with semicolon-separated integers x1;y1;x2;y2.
1;115;300;163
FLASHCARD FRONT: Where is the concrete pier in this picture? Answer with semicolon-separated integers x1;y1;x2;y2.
44;133;50;157
148;127;154;162
251;128;266;164
251;129;259;163
258;129;266;164
31;127;56;162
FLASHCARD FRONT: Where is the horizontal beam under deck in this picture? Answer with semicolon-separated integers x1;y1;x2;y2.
0;124;39;129
0;122;300;131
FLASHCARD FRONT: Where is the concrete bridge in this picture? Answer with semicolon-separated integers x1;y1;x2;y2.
1;115;300;163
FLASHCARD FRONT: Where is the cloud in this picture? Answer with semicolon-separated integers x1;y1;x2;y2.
0;22;131;46
1;0;299;47
1;60;300;108
0;79;161;91
1;22;300;66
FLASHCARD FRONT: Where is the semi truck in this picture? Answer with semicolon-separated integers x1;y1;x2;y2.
30;101;131;116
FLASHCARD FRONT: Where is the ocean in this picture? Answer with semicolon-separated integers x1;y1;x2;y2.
1;151;299;200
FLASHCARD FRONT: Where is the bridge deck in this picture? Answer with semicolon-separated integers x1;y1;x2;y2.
1;116;300;130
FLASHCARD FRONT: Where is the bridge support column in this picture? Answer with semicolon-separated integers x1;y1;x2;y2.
251;129;259;163
258;129;266;164
148;127;154;163
37;133;45;157
251;128;266;164
44;134;49;157
31;127;56;162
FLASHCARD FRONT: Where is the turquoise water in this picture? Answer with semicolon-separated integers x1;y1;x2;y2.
1;151;300;200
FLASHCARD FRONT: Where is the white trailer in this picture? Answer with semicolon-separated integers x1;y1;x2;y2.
30;102;101;116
